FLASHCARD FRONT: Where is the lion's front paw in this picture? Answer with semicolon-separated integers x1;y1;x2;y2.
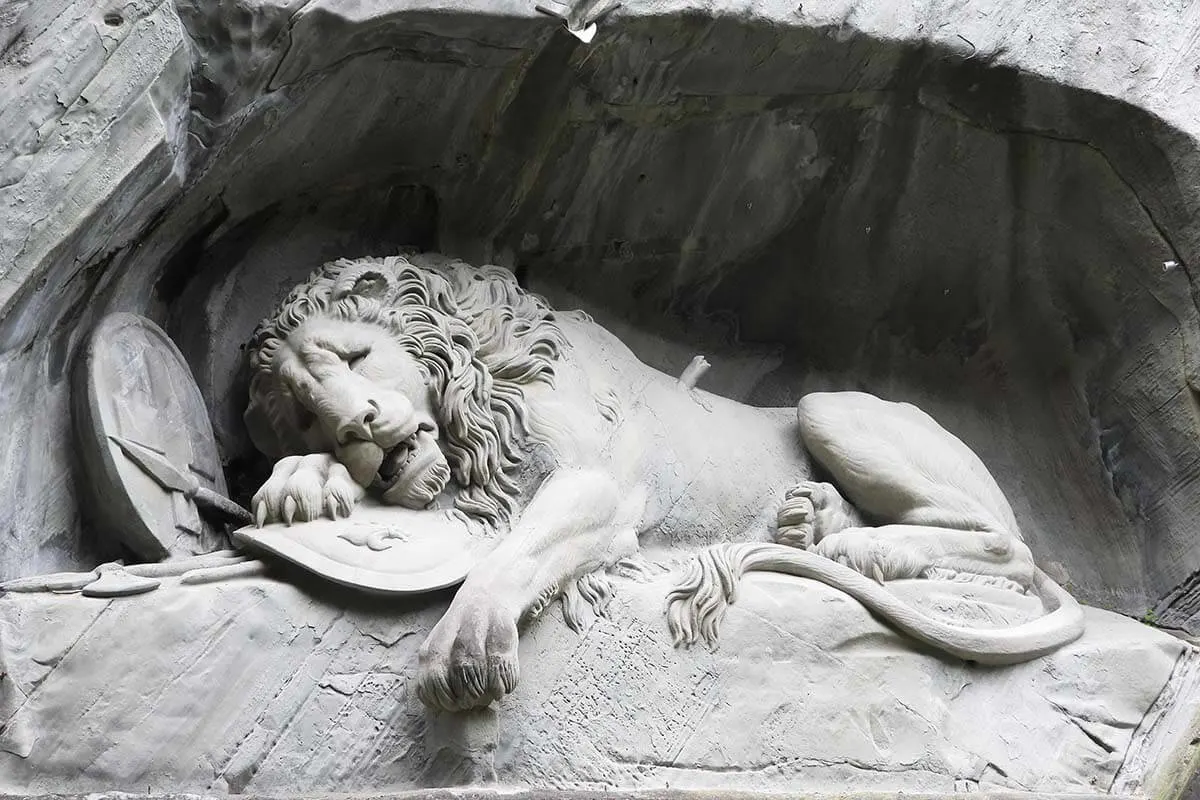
815;531;931;583
416;599;520;712
776;481;858;549
252;453;364;526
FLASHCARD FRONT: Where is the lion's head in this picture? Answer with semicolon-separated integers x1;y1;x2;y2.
245;255;567;526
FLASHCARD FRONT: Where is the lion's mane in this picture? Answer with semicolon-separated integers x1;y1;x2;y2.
245;254;567;526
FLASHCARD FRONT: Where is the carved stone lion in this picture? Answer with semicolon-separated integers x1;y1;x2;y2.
244;253;1083;712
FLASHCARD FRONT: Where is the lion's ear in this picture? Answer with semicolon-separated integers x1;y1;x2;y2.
332;265;396;301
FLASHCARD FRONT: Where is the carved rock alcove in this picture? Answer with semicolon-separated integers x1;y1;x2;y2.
3;0;1200;797
129;5;1200;620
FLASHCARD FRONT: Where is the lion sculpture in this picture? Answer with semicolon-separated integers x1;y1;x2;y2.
245;253;1084;712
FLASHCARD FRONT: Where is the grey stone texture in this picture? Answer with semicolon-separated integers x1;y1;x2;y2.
4;3;1200;790
4;0;1200;630
0;570;1195;795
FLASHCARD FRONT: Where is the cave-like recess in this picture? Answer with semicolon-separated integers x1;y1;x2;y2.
4;5;1200;629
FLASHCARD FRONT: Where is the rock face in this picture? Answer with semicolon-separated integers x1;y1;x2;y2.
3;0;1200;630
4;1;1200;794
0;569;1194;796
0;0;192;580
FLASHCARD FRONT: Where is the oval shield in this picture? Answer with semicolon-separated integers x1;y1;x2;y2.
232;500;478;595
74;313;229;560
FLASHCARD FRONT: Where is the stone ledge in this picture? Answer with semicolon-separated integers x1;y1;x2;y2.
0;790;1170;800
0;572;1194;795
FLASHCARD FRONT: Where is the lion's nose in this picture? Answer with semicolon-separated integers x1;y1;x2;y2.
336;400;379;444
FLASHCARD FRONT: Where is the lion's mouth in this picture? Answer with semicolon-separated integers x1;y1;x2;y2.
378;429;440;489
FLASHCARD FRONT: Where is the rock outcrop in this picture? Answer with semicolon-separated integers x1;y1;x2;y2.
2;0;1200;644
1;569;1194;795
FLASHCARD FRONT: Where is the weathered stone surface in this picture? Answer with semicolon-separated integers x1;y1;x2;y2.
0;0;190;578
0;570;1193;795
2;0;1200;630
0;792;1169;800
5;0;1200;794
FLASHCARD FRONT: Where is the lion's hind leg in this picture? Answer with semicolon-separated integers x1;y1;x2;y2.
796;391;1023;538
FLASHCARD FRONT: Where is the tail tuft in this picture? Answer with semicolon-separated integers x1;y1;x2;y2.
665;544;757;648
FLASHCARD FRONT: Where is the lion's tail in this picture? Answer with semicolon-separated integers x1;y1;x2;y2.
665;543;1084;665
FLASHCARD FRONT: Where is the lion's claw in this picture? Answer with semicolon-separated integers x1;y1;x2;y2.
417;597;520;712
251;453;365;526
